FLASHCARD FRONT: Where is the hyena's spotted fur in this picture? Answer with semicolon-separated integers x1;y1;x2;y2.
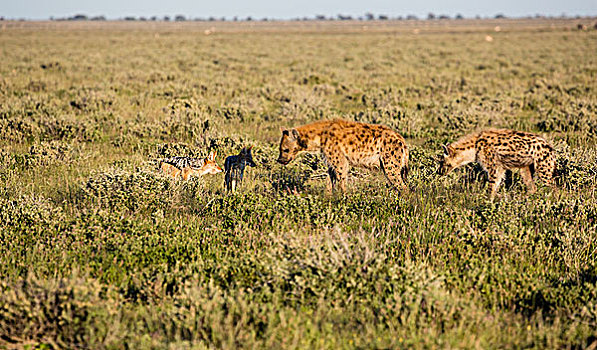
277;119;408;192
438;129;556;199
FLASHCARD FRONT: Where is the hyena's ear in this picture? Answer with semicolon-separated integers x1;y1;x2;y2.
292;129;308;148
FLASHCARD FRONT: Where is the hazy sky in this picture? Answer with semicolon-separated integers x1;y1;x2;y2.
2;0;596;20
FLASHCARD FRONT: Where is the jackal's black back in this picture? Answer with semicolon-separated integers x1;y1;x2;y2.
163;156;204;169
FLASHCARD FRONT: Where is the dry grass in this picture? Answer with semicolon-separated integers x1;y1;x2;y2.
1;18;596;349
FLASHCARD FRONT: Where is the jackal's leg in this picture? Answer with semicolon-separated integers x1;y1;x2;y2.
487;167;506;200
182;168;191;181
225;172;231;191
520;166;536;194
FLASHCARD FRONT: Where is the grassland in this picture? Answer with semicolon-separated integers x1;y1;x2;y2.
1;18;597;349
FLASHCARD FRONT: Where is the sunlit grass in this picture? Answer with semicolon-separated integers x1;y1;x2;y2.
1;18;596;348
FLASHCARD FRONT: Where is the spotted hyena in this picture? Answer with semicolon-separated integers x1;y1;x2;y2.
277;119;408;192
438;129;556;199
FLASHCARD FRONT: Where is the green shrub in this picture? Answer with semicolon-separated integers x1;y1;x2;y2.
0;274;122;348
80;167;174;212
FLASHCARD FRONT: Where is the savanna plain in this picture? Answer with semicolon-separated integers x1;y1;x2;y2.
1;18;597;349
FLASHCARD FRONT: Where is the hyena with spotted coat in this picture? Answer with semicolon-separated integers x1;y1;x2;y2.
277;119;408;192
438;129;556;199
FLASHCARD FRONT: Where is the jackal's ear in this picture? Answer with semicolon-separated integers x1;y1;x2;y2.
280;126;289;136
442;144;452;156
208;150;216;161
247;145;253;151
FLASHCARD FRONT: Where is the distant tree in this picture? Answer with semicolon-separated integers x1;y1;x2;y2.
163;16;170;21
150;16;157;21
220;17;225;21
175;15;186;21
427;13;435;20
378;14;388;20
246;16;253;21
407;14;418;20
262;17;269;21
70;14;88;21
338;14;352;20
455;13;464;19
90;15;106;21
124;16;136;21
365;12;374;20
139;17;147;21
208;16;216;21
315;15;326;20
233;16;238;21
495;13;506;19
439;14;450;19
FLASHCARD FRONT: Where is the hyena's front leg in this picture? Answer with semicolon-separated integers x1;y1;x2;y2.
324;147;349;193
487;167;506;200
535;157;556;188
326;166;338;193
381;147;408;191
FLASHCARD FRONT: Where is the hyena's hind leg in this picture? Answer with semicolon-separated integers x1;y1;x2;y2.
520;165;537;194
487;167;507;200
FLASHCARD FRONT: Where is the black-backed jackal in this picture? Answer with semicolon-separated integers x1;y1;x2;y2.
224;146;257;192
159;151;223;180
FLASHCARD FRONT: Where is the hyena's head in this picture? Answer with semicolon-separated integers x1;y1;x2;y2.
437;144;459;176
195;151;223;175
277;128;306;165
240;146;257;167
